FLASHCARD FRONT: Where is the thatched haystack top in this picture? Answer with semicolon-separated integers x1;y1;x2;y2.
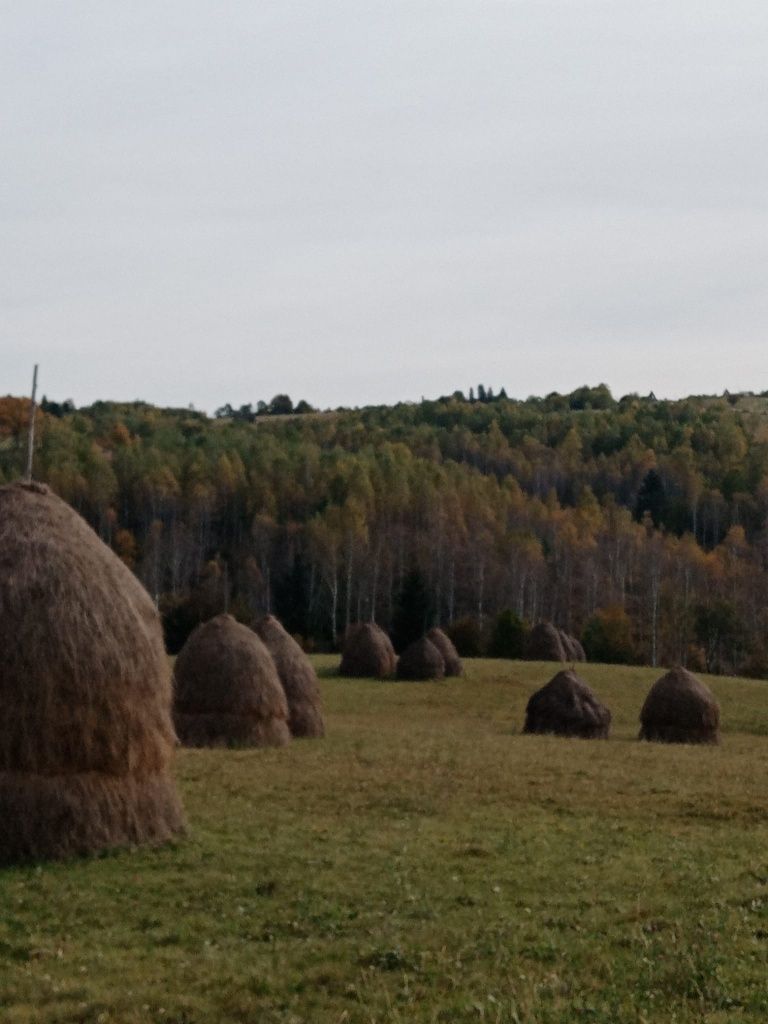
0;481;185;862
396;636;445;681
253;614;324;738
174;614;288;719
0;481;177;775
339;622;397;679
427;627;463;676
525;622;567;662
639;667;720;745
524;669;611;739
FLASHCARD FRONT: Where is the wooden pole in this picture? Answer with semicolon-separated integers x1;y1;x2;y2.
25;364;38;483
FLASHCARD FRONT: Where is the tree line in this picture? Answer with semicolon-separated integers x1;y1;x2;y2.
2;384;768;675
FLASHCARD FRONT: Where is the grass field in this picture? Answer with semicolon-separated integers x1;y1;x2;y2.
2;659;768;1024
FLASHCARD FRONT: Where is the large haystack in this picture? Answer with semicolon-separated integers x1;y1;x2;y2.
427;627;463;676
253;615;324;738
639;667;720;744
0;481;185;864
174;614;291;748
524;669;611;738
339;622;397;679
525;622;567;661
396;637;445;681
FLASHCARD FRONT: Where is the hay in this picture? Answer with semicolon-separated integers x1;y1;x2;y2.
639;667;720;744
525;622;567;661
253;615;324;738
0;481;185;864
558;630;577;660
396;637;445;681
426;627;463;676
524;669;611;738
570;637;587;662
339;622;397;679
558;630;586;662
173;614;290;748
525;622;585;663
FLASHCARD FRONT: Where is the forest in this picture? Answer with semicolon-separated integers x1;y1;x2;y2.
2;383;768;676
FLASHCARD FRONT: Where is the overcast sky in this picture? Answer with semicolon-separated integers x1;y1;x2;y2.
3;2;768;412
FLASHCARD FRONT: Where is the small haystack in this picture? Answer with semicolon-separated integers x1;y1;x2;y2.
339;622;397;679
254;614;324;738
570;637;587;662
427;627;463;676
639;667;720;745
525;622;567;661
0;482;185;864
559;630;586;662
524;669;611;738
174;614;290;748
558;630;577;660
396;637;445;681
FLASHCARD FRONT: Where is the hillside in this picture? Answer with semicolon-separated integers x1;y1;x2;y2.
1;385;768;674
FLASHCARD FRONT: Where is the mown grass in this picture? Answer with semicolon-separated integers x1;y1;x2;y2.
2;659;768;1023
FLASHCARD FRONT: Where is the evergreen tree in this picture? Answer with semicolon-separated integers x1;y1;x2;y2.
488;610;526;658
391;570;432;653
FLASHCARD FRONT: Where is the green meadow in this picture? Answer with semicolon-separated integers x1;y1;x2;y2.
2;659;768;1024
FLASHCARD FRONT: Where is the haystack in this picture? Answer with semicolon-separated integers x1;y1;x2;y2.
339;622;397;678
0;481;185;864
559;630;586;662
174;614;290;747
570;637;587;662
396;637;445;681
253;614;324;738
639;667;720;744
524;669;611;738
525;622;567;661
427;627;463;676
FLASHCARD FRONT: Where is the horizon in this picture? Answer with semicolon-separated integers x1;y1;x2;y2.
6;376;763;417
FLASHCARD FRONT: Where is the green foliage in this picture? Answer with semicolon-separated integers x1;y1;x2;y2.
695;600;746;675
447;617;484;657
583;607;638;665
635;468;666;527
488;609;528;658
391;569;432;652
267;393;293;415
5;388;768;672
161;595;202;654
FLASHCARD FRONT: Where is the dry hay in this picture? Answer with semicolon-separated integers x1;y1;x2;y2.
570;637;587;662
253;614;324;738
173;614;290;748
0;481;185;864
558;631;577;660
339;622;397;679
524;669;611;739
639;666;720;745
426;627;463;676
525;622;585;663
559;630;586;662
396;636;445;681
525;622;567;662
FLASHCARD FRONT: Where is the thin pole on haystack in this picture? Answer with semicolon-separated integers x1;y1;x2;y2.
24;364;39;483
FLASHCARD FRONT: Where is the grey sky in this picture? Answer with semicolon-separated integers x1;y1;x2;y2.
3;2;768;411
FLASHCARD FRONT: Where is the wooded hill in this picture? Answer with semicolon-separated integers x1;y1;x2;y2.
2;384;768;675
